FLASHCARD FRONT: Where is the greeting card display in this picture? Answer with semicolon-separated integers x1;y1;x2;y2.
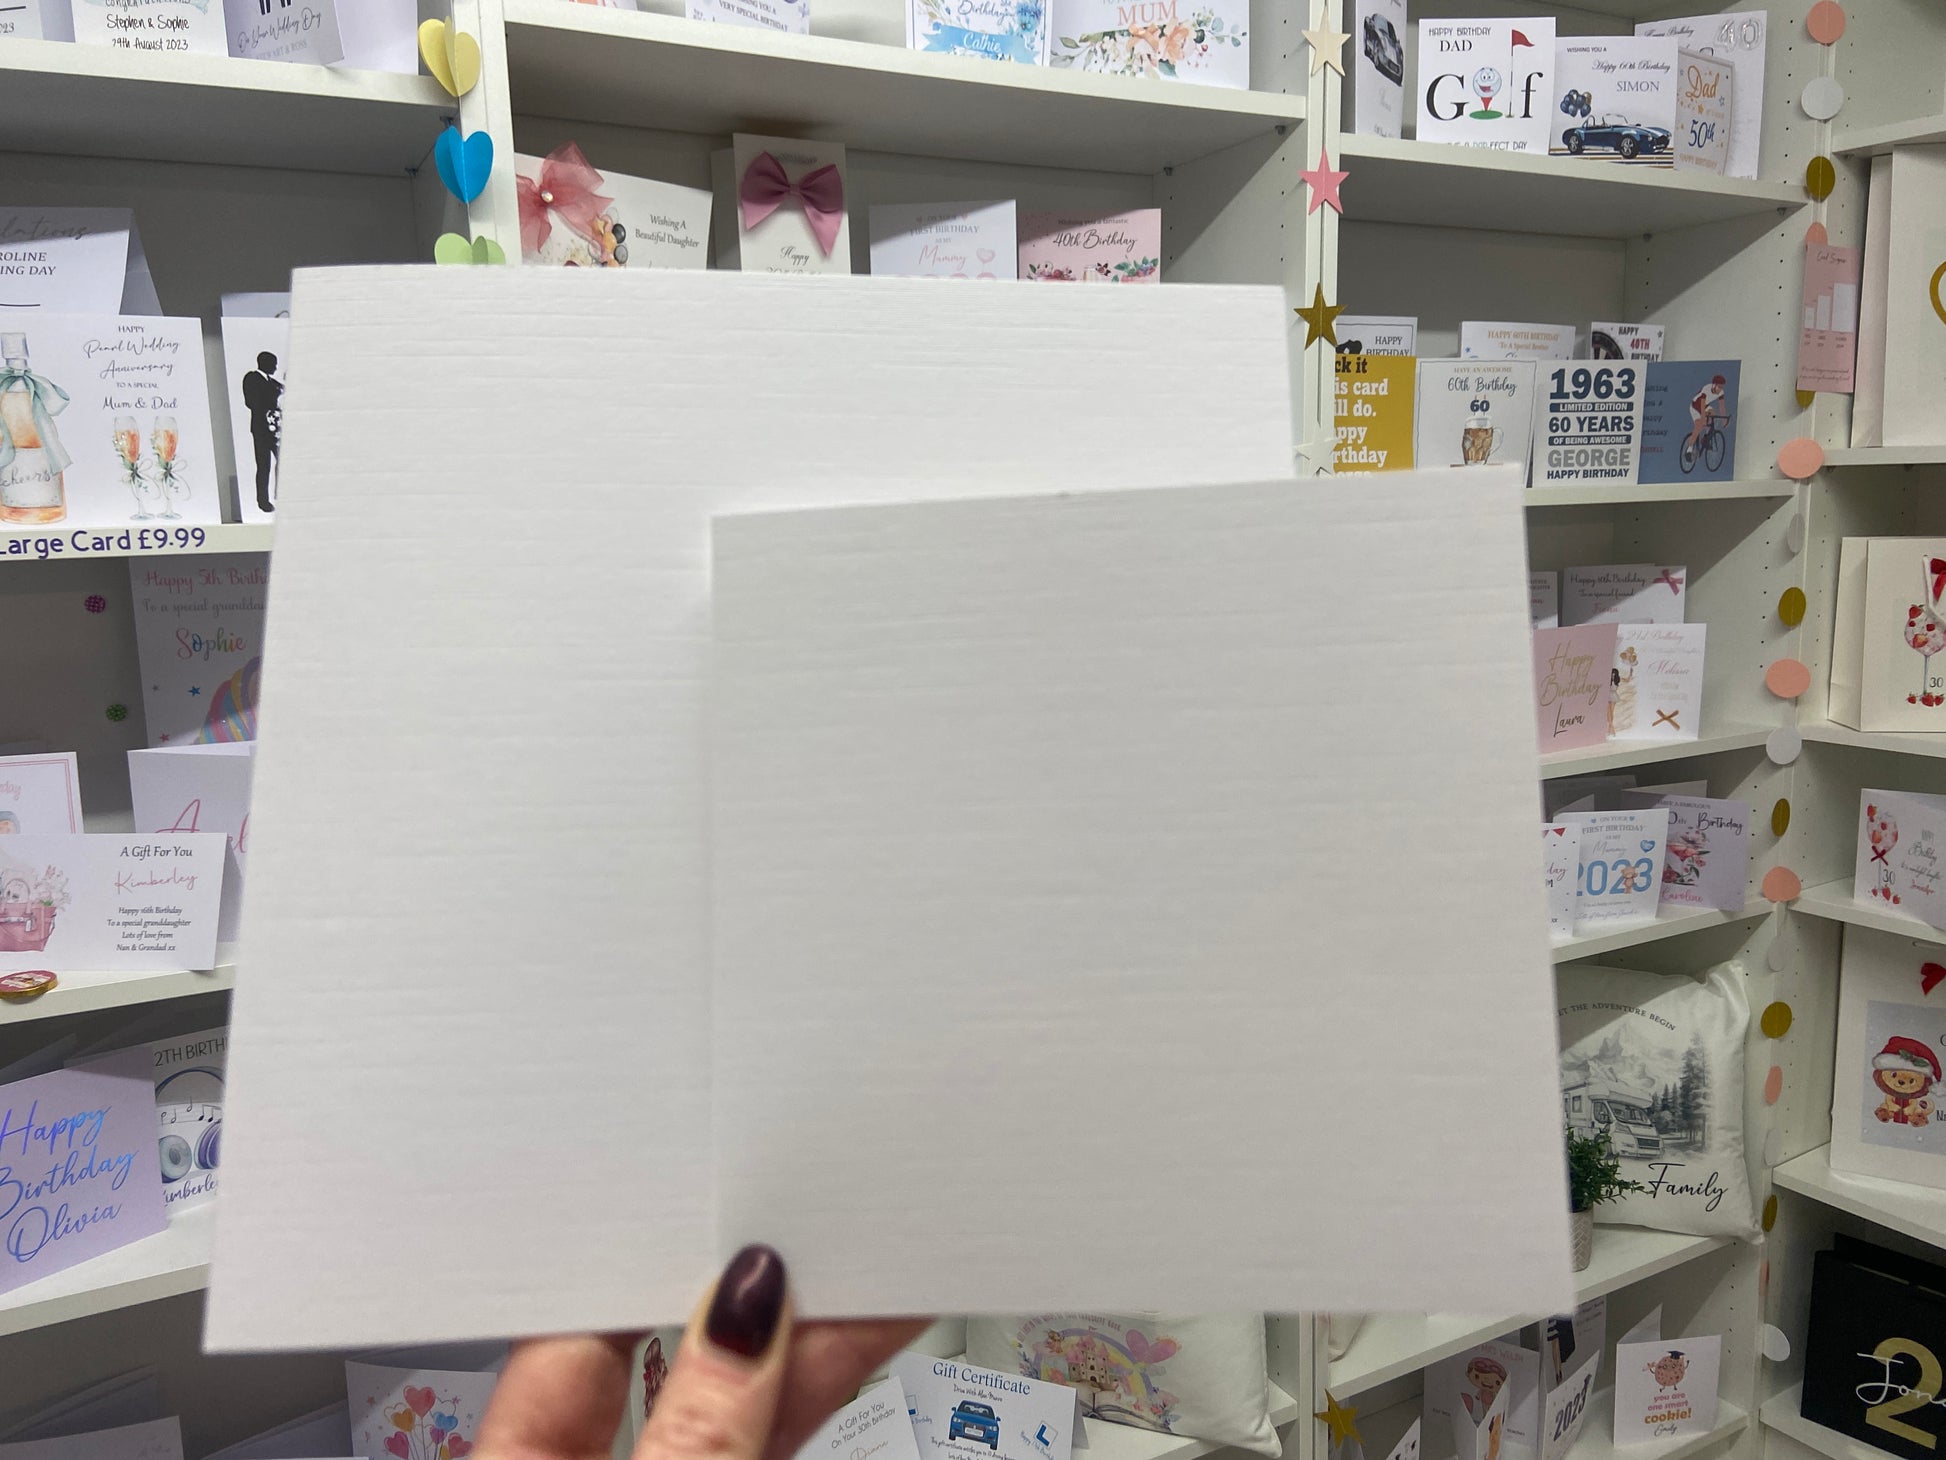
1613;1335;1720;1446
1048;0;1247;88
1610;624;1704;742
1414;360;1536;480
908;0;1045;63
129;553;268;747
689;0;807;32
1620;793;1749;913
516;146;712;272
1562;564;1686;626
1802;1237;1946;1460
1416;18;1554;152
1830;537;1946;730
0;750;82;835
1638;361;1739;484
1830;927;1946;1187
1460;321;1575;360
729;135;851;275
128;743;254;941
870;202;1018;279
1636;12;1765;179
1336;315;1415;355
0;833;226;973
1350;0;1406;137
1533;625;1616;752
1557;808;1669;927
1018;210;1160;283
1333;352;1414;473
1424;1340;1540;1460
1529;571;1557;628
1551;38;1677;165
1877;143;1946;448
219;315;286;523
1534;360;1643;487
1853;789;1946;928
1588;323;1663;360
69;0;226;54
0;1049;168;1297
0;316;220;528
346;1360;498;1460
0;207;160;314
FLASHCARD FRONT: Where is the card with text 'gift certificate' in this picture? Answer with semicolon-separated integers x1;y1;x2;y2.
870;202;1018;279
0;834;226;973
1018;210;1160;283
890;1354;1081;1460
0;751;82;835
1533;625;1616;752
730;135;851;276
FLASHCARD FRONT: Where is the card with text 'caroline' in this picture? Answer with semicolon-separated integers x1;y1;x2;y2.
0;208;159;314
1610;624;1705;742
0;751;82;836
0;833;225;973
1620;793;1749;913
1558;808;1670;928
890;1354;1081;1460
870;202;1018;279
1561;564;1686;626
1533;625;1616;752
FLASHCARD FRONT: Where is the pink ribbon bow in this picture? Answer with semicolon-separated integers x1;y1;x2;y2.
738;151;844;257
516;141;613;257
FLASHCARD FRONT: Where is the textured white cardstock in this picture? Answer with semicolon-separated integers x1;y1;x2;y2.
713;470;1572;1314
208;267;1296;1349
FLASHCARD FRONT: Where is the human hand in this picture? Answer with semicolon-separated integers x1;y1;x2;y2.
478;1245;930;1460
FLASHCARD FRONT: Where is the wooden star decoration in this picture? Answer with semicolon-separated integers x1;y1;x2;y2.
1303;8;1349;73
1315;1392;1362;1447
1295;283;1345;348
1301;147;1349;214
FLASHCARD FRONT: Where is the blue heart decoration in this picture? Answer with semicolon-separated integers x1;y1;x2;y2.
434;125;493;204
1640;840;1656;853
433;1413;458;1431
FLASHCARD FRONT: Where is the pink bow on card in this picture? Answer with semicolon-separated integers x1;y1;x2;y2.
739;151;844;257
516;141;614;256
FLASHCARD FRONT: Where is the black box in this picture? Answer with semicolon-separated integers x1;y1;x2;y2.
1801;1235;1946;1460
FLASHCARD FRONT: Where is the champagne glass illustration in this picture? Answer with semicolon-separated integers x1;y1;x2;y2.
113;415;156;520
153;413;184;519
1908;557;1946;707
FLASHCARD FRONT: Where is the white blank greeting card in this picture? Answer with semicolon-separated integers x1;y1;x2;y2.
713;471;1569;1315
207;267;1299;1349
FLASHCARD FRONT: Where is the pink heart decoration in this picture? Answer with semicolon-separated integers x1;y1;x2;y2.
405;1386;437;1417
1125;1331;1179;1365
431;1430;447;1445
385;1437;411;1459
449;1439;476;1458
977;247;995;264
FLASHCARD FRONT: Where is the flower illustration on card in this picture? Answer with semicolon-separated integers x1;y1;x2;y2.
1058;5;1241;77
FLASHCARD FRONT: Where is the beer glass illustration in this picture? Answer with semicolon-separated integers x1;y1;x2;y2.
1461;409;1501;464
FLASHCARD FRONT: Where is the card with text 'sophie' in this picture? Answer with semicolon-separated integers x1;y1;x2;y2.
0;750;82;835
1533;624;1617;752
0;315;220;529
1638;361;1739;484
516;146;712;271
1018;210;1160;283
1048;0;1246;87
870;201;1018;279
1416;19;1556;153
1333;352;1414;472
0;1049;169;1298
730;134;851;276
1562;564;1686;626
908;0;1045;63
0;833;226;973
1557;807;1670;927
1609;624;1705;741
129;553;268;748
69;0;227;53
0;207;160;314
891;1353;1080;1460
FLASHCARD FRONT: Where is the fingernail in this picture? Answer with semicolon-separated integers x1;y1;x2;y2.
705;1244;787;1359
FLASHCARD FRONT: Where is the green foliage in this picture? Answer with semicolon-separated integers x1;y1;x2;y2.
1566;1124;1648;1213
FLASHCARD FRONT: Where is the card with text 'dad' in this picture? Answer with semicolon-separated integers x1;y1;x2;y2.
0;833;226;973
1620;792;1749;913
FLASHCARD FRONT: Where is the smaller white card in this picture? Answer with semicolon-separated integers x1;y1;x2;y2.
1558;808;1669;928
1612;1336;1720;1447
730;134;851;276
0;751;83;835
1562;565;1686;626
0;207;159;315
689;0;808;31
869;201;1017;280
794;1378;923;1460
514;149;712;271
0;833;226;973
1337;315;1416;356
1460;322;1577;361
1588;323;1663;360
223;0;345;64
1611;624;1706;742
1529;572;1558;629
890;1352;1081;1460
1543;823;1580;942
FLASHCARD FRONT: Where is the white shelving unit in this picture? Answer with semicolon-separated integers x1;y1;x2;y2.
0;1206;214;1341
1772;1146;1946;1250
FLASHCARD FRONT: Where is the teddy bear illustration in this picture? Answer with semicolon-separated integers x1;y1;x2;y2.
1609;646;1638;736
1873;1035;1939;1126
1647;1352;1688;1391
1865;803;1902;903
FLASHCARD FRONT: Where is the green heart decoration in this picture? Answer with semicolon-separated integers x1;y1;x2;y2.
433;233;507;265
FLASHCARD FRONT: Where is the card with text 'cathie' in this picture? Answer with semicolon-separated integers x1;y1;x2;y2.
1561;564;1686;626
0;207;160;314
0;1048;169;1298
794;1379;922;1460
1415;360;1537;481
0;750;82;835
870;201;1018;279
1018;210;1160;283
730;135;851;276
1551;37;1677;166
129;553;268;748
0;833;226;973
890;1352;1082;1460
1533;360;1644;486
515;146;712;272
1416;19;1556;153
1609;624;1705;742
1543;823;1580;942
1333;352;1414;472
1613;1334;1720;1447
1533;624;1616;752
908;0;1046;63
1855;789;1946;931
1620;792;1749;913
1048;0;1247;88
1558;807;1670;927
0;315;221;529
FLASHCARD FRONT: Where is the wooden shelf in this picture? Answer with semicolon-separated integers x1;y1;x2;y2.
1798;720;1946;760
1328;1228;1727;1400
1526;482;1797;507
1834;115;1946;159
1540;726;1775;779
0;1206;212;1339
503;0;1302;175
1554;899;1768;964
1772;1144;1946;1251
0;963;236;1025
1795;878;1946;945
0;39;446;175
0;523;272;565
1334;135;1804;240
1822;445;1946;467
1762;1382;1904;1460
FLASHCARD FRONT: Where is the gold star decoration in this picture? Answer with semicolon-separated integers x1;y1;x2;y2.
1295;283;1345;348
1315;1392;1362;1447
1303;7;1349;73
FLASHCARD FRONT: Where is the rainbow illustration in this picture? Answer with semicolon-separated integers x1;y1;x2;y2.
197;656;261;743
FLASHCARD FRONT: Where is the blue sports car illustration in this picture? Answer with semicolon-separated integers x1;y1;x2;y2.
1561;113;1672;160
949;1402;1001;1450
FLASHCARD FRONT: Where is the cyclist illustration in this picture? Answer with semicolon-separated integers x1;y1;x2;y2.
1681;374;1731;474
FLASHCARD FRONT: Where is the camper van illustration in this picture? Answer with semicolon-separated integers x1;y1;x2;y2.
1562;1069;1662;1159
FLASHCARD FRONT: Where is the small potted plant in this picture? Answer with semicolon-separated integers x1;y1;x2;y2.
1565;1124;1646;1271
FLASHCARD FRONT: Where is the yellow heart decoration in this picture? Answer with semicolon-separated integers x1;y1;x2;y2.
433;232;507;265
418;18;481;98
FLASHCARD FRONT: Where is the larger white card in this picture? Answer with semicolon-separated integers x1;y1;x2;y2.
712;471;1570;1314
0;833;226;973
207;268;1297;1348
